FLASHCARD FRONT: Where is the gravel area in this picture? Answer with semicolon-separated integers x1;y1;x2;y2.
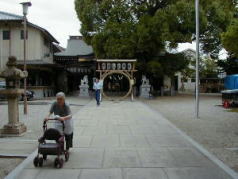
0;96;91;178
0;158;23;179
142;94;238;172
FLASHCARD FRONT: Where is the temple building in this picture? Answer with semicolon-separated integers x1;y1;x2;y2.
54;36;96;94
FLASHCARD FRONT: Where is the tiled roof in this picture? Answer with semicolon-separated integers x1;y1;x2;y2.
0;11;58;43
55;36;93;56
0;11;23;20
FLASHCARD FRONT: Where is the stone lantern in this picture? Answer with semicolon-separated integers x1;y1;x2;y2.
140;75;151;98
0;56;28;136
79;75;89;97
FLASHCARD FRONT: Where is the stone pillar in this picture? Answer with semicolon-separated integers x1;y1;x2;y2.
8;96;18;125
0;89;27;136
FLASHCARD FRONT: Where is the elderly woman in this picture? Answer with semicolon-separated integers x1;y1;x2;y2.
45;92;73;151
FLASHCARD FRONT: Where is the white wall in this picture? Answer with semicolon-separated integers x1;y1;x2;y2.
177;72;195;92
163;75;171;91
0;22;54;70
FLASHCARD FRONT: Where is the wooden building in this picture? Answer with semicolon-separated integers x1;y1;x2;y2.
54;36;95;94
0;11;61;98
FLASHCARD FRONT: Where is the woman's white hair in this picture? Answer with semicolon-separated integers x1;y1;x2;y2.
56;92;65;98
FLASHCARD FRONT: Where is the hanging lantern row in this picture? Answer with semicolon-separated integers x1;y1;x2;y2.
67;67;91;73
99;62;132;71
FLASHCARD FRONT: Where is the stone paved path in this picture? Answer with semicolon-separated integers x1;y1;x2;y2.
15;100;234;179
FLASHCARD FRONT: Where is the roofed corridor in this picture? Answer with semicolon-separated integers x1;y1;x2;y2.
15;100;233;179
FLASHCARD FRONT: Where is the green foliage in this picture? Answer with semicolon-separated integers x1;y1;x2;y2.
218;57;238;75
200;57;219;78
182;56;219;79
222;20;238;57
75;0;236;77
199;0;235;57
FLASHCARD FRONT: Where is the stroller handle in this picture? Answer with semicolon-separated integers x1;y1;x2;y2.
43;118;65;131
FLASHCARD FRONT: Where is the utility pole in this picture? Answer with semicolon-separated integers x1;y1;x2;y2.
20;2;32;115
195;0;200;119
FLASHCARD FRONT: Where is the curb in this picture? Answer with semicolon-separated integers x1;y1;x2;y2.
4;149;37;179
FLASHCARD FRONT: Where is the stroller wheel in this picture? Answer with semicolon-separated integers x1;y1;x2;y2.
59;158;64;168
54;158;64;168
65;151;69;162
33;157;39;167
39;157;43;167
54;158;59;168
43;155;47;160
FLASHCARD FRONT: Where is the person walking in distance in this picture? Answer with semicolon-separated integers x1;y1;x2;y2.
93;78;103;106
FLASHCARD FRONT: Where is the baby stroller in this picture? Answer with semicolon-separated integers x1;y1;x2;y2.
33;118;69;168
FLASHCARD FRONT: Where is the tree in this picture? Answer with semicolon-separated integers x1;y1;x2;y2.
200;57;219;78
75;0;236;80
218;57;238;75
222;20;238;57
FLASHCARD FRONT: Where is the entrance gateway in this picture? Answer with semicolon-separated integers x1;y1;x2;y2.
96;59;137;100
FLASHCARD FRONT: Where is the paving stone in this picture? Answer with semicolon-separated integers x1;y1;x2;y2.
82;126;107;135
71;126;85;135
123;168;168;179
107;125;132;135
135;119;158;126
103;149;142;168
97;119;118;126
74;136;93;148
63;148;104;168
138;148;177;167
38;169;81;179
146;135;192;147
119;135;150;148
151;125;180;135
79;119;99;126
80;168;122;179
117;119;138;125
91;135;120;147
18;169;41;179
164;167;232;179
130;126;159;135
168;148;214;167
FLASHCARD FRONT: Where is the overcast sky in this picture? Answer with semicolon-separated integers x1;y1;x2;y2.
0;0;196;52
0;0;81;47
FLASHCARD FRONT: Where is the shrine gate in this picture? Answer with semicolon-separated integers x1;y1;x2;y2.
96;59;137;100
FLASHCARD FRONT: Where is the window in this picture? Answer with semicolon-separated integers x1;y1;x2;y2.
3;30;10;40
20;30;28;39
